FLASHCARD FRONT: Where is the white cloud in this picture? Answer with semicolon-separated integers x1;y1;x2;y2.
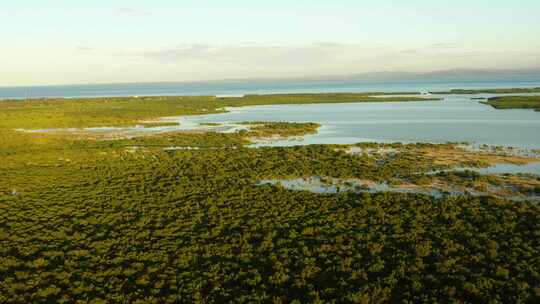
133;42;540;79
140;43;376;66
76;46;95;51
115;7;151;17
3;41;539;86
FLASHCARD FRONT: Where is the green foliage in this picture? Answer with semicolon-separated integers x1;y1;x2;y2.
432;87;540;94
0;93;438;129
139;122;180;128
482;96;540;111
2;133;540;302
241;121;321;137
0;96;218;129
1;95;539;303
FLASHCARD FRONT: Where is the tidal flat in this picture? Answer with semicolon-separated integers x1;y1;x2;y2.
1;91;540;303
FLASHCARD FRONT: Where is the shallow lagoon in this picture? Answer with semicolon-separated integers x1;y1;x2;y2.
178;94;540;149
17;93;540;174
175;94;540;175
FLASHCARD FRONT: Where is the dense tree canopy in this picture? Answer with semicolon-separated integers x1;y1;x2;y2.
1;95;539;303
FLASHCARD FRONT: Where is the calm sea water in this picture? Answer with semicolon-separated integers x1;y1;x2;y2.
1;77;540;99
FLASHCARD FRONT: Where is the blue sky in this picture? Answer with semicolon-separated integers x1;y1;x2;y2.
2;0;540;86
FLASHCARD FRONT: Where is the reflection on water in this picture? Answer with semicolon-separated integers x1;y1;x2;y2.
427;162;540;176
478;162;540;175
258;176;540;201
257;177;447;197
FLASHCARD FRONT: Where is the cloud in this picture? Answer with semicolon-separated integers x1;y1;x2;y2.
115;7;151;17
430;43;457;49
140;43;375;67
400;49;420;54
76;46;95;51
124;42;540;81
398;42;460;55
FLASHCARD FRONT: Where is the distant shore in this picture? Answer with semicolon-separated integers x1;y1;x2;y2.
1;77;539;99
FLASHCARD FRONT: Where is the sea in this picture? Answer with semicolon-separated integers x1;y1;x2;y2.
1;75;540;99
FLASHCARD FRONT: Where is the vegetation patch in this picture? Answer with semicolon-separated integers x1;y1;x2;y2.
0;93;438;129
241;121;320;139
138;121;180;128
1;96;540;303
481;96;540;111
431;87;540;94
259;172;540;201
340;142;539;169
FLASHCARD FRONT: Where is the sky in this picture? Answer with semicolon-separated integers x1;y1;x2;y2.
2;0;540;86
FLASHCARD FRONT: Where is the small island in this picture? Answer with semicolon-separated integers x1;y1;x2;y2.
481;96;540;111
431;87;540;94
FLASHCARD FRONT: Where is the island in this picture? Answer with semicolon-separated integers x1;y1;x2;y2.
481;96;540;111
431;87;540;94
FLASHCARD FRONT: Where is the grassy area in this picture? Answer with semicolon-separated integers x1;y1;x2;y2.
2;133;540;303
240;121;321;138
481;96;540;111
0;93;439;129
1;95;540;303
139;121;180;128
431;87;540;94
